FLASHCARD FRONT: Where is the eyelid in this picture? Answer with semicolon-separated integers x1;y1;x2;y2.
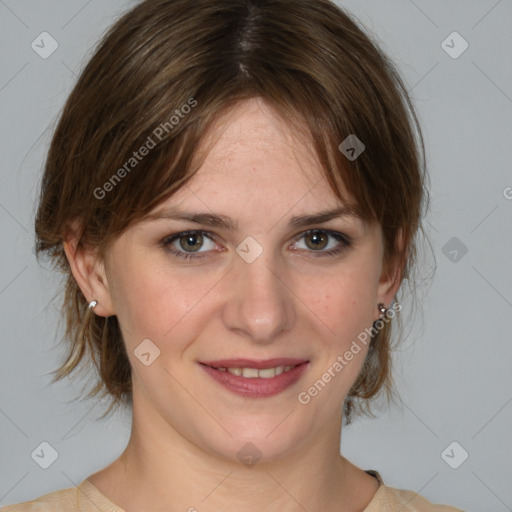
162;228;351;259
290;228;351;245
162;230;219;249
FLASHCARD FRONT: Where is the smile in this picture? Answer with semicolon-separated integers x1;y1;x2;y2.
198;359;310;398
207;364;298;378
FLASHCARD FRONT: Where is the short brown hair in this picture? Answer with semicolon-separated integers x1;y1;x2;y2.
35;0;428;423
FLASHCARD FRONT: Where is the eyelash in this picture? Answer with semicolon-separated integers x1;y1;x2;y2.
161;229;352;260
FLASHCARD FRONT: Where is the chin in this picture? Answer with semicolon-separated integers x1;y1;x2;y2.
196;419;310;467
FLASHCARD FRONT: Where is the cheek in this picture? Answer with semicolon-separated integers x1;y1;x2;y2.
303;272;379;403
106;257;170;343
110;257;223;350
310;263;380;339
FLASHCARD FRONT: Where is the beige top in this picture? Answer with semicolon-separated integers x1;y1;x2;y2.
0;471;464;511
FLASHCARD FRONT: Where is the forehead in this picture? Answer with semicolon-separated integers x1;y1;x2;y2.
179;98;351;211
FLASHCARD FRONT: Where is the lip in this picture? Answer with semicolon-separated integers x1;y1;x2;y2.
198;359;310;398
200;358;308;369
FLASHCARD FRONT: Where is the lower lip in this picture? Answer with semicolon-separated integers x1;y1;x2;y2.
199;362;309;398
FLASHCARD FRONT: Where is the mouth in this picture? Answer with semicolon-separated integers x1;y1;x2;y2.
198;358;310;397
202;364;301;378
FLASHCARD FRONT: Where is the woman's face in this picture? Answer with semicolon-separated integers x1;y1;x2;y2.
93;98;398;463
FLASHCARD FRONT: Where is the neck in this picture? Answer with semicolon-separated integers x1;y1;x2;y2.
91;389;375;512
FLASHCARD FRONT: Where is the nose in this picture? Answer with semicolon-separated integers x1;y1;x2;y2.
221;246;295;344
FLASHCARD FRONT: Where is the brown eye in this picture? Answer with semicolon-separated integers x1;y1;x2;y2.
178;233;204;252
292;229;351;257
162;230;219;260
304;230;329;251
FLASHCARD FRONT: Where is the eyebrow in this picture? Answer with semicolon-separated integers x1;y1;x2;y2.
143;206;361;231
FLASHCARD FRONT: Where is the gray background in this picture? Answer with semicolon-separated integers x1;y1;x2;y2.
1;1;511;510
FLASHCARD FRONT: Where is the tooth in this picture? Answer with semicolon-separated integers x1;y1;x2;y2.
242;368;259;378
258;368;277;378
221;365;298;378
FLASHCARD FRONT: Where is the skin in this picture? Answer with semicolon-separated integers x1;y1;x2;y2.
64;97;402;512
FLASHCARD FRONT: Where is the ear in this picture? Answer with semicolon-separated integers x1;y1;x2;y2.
376;228;405;312
62;220;115;317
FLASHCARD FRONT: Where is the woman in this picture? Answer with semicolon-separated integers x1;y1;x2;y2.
2;0;463;510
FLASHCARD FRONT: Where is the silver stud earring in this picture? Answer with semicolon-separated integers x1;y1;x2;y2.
378;303;387;319
88;300;98;309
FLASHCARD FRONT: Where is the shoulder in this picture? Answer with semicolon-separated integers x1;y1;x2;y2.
0;479;124;512
0;487;79;511
367;484;465;512
363;471;464;512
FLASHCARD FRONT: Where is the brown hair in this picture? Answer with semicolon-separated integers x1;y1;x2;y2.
34;0;428;424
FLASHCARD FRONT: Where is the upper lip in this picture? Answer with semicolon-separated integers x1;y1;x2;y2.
200;358;309;369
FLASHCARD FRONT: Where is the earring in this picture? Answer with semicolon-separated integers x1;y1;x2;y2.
378;303;387;319
88;299;98;309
